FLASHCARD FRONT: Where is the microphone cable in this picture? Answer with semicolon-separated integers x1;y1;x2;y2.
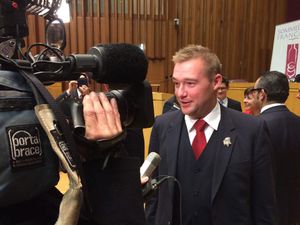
144;175;183;225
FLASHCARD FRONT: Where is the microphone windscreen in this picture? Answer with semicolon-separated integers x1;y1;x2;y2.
88;43;148;83
140;152;161;178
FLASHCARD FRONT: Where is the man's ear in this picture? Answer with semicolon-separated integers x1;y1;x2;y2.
213;73;223;91
259;89;267;102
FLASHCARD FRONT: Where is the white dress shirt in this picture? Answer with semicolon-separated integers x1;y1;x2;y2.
185;103;221;145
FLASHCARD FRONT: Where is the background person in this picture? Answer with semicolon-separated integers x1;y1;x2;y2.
162;95;180;114
217;76;242;111
56;74;91;102
254;71;300;225
243;86;261;116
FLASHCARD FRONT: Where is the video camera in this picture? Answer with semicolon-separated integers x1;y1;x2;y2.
0;0;154;129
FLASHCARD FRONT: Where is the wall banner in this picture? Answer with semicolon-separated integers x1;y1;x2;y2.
270;19;300;81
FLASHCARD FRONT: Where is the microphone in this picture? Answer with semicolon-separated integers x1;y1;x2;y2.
140;152;161;178
68;43;148;84
33;43;148;83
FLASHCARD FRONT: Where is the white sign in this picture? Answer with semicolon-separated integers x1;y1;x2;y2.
270;19;300;81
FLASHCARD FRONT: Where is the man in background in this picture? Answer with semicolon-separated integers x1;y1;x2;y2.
217;76;242;111
254;71;300;225
56;74;90;102
162;95;180;114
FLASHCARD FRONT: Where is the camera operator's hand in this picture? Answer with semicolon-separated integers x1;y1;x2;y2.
83;92;122;141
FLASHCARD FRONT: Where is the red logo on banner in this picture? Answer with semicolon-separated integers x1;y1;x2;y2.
285;43;298;80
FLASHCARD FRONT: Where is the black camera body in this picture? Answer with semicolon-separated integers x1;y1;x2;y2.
0;3;154;222
0;0;29;38
59;80;154;130
0;0;154;130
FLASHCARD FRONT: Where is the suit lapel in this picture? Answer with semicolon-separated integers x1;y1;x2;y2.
165;111;184;200
166;111;184;177
211;108;237;204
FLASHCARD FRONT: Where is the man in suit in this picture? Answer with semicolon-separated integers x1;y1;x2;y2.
162;95;180;114
253;71;300;225
56;74;90;102
145;45;277;225
217;76;242;111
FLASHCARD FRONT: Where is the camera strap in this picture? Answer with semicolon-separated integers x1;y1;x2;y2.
17;69;91;225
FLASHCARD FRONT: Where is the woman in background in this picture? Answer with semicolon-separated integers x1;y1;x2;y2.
243;87;261;116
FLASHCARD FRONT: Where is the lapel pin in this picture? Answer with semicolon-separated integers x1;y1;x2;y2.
223;137;231;147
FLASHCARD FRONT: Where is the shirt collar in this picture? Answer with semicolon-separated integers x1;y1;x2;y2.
218;97;228;106
185;102;221;132
77;89;82;98
261;103;285;113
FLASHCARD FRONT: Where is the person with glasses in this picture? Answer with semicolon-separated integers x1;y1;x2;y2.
217;76;242;111
254;71;300;225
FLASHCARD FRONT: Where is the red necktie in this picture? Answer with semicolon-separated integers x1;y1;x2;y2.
192;119;207;159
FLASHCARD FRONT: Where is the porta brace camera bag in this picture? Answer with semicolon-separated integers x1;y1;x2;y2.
0;70;59;207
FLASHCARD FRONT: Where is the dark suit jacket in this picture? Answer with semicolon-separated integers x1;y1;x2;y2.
145;107;277;225
125;128;145;166
162;95;180;114
227;97;242;111
260;105;300;225
56;89;80;102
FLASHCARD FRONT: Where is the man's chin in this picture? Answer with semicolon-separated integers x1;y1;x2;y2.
181;108;190;115
181;108;195;117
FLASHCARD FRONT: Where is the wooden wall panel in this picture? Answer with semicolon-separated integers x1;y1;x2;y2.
146;0;155;58
24;0;287;94
124;0;133;43
85;0;94;50
69;1;78;53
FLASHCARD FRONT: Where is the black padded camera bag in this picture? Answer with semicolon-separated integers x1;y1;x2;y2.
0;70;59;207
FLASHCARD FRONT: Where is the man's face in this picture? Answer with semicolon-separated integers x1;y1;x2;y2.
217;82;228;100
172;58;222;119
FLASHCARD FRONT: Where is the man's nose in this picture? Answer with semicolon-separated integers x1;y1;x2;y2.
177;85;186;97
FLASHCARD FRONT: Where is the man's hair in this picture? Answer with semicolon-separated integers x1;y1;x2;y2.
295;74;300;83
172;45;222;80
256;71;289;103
222;76;229;87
